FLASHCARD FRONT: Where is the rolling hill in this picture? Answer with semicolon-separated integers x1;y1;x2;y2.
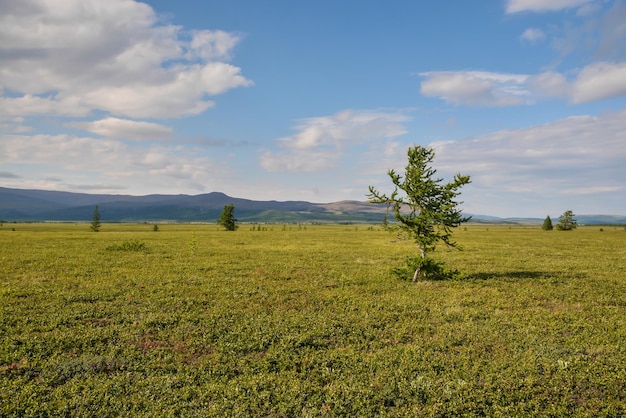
0;187;385;223
1;187;624;224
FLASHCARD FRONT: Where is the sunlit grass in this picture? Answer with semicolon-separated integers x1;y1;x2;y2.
1;223;625;415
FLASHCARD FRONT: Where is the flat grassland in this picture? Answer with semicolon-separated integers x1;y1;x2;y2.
1;223;625;416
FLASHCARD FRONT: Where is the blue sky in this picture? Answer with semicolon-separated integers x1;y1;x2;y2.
1;0;625;217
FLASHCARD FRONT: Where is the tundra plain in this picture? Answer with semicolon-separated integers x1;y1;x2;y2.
1;223;625;416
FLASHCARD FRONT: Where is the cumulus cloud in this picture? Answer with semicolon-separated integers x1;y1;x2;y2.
420;62;626;106
0;95;89;117
259;109;410;172
506;0;593;14
0;0;252;119
67;117;173;141
189;30;241;61
419;71;530;106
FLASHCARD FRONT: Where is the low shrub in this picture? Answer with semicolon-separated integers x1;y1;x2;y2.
105;240;147;251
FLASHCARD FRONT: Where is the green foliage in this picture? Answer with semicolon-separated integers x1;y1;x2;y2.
391;255;459;281
217;203;238;231
152;224;159;232
556;210;577;231
105;240;147;251
542;215;553;231
90;205;101;232
368;146;471;280
2;223;626;416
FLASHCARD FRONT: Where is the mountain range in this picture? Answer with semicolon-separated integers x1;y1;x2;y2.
1;187;625;225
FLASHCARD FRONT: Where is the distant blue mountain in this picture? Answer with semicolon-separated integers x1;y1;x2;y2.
1;187;624;224
0;187;376;222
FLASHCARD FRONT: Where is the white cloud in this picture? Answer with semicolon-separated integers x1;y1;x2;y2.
559;186;622;195
0;0;252;119
526;71;570;98
259;150;339;173
420;62;626;106
571;62;626;103
506;0;594;14
279;109;408;150
190;30;241;61
427;108;626;214
0;95;90;117
260;109;410;172
76;62;251;118
0;134;126;169
520;28;546;43
0;116;31;133
67;117;173;141
423;0;626;107
419;71;530;106
0;133;229;193
429;0;623;114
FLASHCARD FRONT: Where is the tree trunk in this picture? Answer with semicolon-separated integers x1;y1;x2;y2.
412;246;426;282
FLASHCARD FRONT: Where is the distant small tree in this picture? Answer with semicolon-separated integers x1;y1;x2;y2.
542;215;553;231
90;205;101;232
152;224;159;232
556;210;577;231
217;203;238;231
367;145;471;281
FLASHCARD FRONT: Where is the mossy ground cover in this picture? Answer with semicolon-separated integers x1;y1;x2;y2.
1;223;625;416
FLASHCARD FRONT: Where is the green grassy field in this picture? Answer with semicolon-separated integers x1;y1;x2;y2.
1;223;625;416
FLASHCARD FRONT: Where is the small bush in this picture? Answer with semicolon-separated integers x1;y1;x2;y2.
392;255;458;281
105;240;147;251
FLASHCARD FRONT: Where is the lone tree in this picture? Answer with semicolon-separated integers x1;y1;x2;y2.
542;215;553;231
367;145;471;281
556;210;577;230
217;203;238;231
90;205;101;232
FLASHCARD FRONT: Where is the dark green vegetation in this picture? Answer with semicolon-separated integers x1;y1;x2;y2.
557;210;578;231
217;203;238;231
90;205;101;232
1;223;626;416
368;146;471;280
542;215;554;231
